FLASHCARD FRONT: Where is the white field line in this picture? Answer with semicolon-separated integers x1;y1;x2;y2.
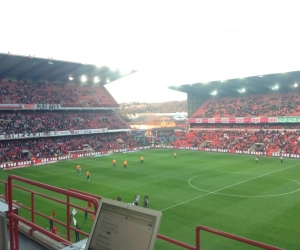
160;163;300;212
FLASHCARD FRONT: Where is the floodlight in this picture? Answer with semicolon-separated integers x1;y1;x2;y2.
239;88;245;93
294;82;298;88
94;77;100;83
211;90;217;96
81;75;87;83
272;85;279;90
69;76;74;81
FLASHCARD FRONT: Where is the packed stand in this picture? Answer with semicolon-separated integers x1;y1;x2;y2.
172;128;300;154
192;92;300;118
0;81;118;107
0;132;137;163
0;110;128;136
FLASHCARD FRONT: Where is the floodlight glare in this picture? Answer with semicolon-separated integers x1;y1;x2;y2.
239;88;245;93
94;76;100;83
294;82;298;88
272;85;279;90
81;75;87;83
211;90;217;96
69;76;74;81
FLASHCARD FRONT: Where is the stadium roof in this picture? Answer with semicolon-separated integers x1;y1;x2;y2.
0;52;129;85
169;70;300;97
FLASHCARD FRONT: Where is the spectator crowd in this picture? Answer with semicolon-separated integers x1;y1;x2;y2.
192;92;300;118
172;128;300;155
0;81;118;107
0;132;138;163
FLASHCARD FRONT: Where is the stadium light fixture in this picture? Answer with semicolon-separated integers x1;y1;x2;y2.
272;85;279;90
211;90;217;96
48;57;53;64
294;82;298;88
239;88;246;93
94;76;100;83
69;76;74;81
81;75;87;83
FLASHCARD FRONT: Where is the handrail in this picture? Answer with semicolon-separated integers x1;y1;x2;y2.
0;179;8;202
7;174;99;250
196;225;283;250
68;188;102;200
157;234;196;250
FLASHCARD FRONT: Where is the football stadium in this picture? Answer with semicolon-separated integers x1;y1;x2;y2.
1;53;300;250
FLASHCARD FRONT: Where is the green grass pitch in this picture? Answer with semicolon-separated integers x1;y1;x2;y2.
1;149;300;249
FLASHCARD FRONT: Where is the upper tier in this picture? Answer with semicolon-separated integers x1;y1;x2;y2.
191;92;300;118
0;81;118;107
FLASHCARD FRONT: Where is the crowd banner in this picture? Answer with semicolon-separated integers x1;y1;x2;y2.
1;161;32;169
4;103;118;110
0;128;110;140
73;128;108;134
188;116;300;124
0;104;23;109
0;132;48;140
48;131;71;136
36;104;61;110
278;117;300;123
23;104;36;109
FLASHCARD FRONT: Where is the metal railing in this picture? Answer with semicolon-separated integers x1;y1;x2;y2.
195;225;283;250
7;175;99;250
